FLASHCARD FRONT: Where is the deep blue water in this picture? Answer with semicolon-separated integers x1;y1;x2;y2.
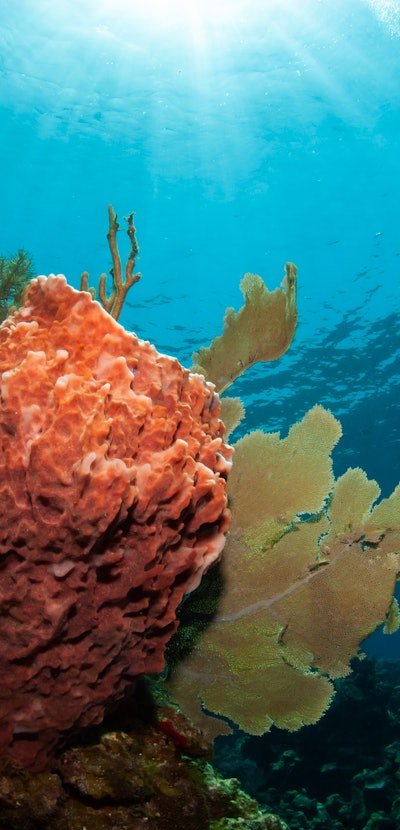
1;0;399;670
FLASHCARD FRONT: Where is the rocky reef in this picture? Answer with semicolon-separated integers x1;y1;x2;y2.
0;687;287;830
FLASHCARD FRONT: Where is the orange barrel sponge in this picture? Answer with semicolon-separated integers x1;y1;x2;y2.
0;275;232;771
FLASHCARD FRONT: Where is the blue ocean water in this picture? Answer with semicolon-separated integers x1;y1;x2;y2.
1;0;399;685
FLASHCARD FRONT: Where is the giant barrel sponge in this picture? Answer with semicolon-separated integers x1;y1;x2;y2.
0;275;232;771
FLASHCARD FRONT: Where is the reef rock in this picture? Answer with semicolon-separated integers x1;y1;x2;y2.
0;275;232;771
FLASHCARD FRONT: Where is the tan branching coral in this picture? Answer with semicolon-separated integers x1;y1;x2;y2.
80;204;140;320
168;405;400;740
191;263;297;394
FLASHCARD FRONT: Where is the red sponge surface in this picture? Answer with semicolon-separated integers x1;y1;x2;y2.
0;275;232;770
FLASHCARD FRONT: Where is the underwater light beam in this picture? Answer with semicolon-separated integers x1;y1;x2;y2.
92;0;294;31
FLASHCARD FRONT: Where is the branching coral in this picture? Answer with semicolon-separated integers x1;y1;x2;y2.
80;204;140;319
168;406;400;740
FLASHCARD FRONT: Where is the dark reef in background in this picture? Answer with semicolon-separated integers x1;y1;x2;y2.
214;657;400;829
